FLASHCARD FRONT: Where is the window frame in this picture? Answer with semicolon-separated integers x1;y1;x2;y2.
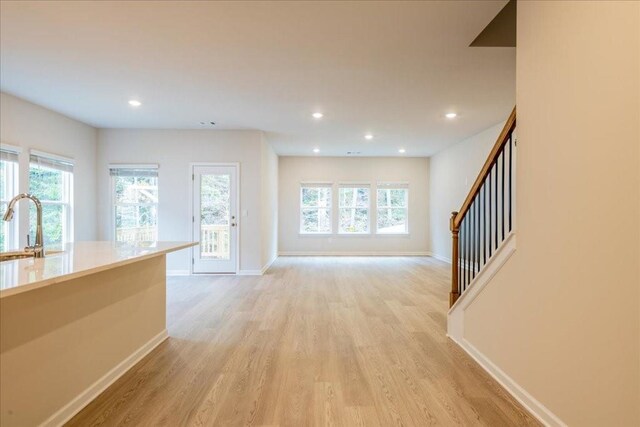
109;164;159;243
299;183;333;235
28;150;74;248
375;183;409;235
1;144;21;251
337;183;371;235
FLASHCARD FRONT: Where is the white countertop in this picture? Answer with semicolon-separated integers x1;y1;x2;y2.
0;241;197;298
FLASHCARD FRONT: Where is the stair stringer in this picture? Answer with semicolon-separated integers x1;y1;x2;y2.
447;232;567;427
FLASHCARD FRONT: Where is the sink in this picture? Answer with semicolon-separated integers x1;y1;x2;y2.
0;250;63;262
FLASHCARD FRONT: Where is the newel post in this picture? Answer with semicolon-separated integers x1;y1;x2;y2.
449;211;460;307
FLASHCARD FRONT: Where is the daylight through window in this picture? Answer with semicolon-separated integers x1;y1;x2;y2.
338;185;370;234
110;166;158;242
376;183;408;234
29;151;74;249
0;146;19;251
300;184;332;234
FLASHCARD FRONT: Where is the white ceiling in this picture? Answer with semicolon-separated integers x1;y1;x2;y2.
0;1;514;157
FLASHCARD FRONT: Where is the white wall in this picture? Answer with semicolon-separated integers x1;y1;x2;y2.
429;122;504;261
260;135;278;268
278;156;429;255
0;92;98;245
97;129;276;273
463;2;639;425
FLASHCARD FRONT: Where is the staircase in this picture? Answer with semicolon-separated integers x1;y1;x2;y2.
449;107;516;307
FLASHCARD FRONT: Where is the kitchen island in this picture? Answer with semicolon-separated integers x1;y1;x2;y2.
0;241;196;427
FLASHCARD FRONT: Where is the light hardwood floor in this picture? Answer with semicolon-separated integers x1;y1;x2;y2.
67;256;539;426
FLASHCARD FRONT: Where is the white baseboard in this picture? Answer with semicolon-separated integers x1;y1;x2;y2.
449;335;566;427
261;254;278;275
430;252;451;263
446;232;565;426
278;251;431;256
166;269;190;276
40;329;169;427
447;232;517;337
237;270;262;275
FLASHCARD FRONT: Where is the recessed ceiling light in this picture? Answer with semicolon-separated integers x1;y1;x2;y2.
398;148;406;154
364;134;373;140
313;148;320;153
312;112;323;119
128;99;142;107
445;112;457;119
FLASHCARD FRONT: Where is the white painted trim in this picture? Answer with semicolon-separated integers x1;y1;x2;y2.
278;251;430;256
40;329;168;427
238;269;263;276
446;232;564;426
108;163;158;170
448;232;517;322
189;162;241;275
166;269;190;276
261;254;278;275
430;252;451;263
0;142;22;153
30;148;74;164
449;336;566;427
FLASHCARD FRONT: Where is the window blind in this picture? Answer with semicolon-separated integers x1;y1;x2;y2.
377;182;409;189
30;150;73;173
338;183;370;189
0;145;19;163
300;182;332;188
109;164;158;178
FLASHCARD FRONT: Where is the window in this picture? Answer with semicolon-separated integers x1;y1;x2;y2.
0;145;20;251
338;184;370;234
376;183;408;234
29;151;74;249
110;165;158;242
300;183;332;234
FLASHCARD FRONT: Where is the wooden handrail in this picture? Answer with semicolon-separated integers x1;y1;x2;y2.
452;107;516;231
449;106;516;307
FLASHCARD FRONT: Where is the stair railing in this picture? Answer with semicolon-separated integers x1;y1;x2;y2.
449;107;516;307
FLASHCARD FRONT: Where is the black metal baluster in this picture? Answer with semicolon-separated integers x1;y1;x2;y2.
472;198;476;279
509;135;513;232
473;197;477;277
501;149;505;241
491;161;499;251
477;194;481;272
469;208;473;282
461;217;465;291
483;182;487;265
488;169;492;257
465;216;473;286
464;216;469;290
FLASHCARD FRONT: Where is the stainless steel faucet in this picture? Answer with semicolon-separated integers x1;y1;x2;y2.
3;193;45;258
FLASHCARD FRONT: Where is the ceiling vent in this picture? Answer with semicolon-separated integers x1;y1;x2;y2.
346;151;362;156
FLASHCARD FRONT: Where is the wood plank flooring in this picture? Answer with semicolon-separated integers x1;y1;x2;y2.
67;256;539;426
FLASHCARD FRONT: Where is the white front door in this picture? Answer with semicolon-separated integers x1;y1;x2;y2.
192;165;238;273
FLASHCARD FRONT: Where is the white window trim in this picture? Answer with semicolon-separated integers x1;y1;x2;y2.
1;153;20;250
108;163;159;170
299;183;333;235
30;149;73;165
28;155;74;246
110;166;159;242
337;184;371;235
375;183;409;235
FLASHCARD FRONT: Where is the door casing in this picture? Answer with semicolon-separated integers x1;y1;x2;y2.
189;162;240;274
